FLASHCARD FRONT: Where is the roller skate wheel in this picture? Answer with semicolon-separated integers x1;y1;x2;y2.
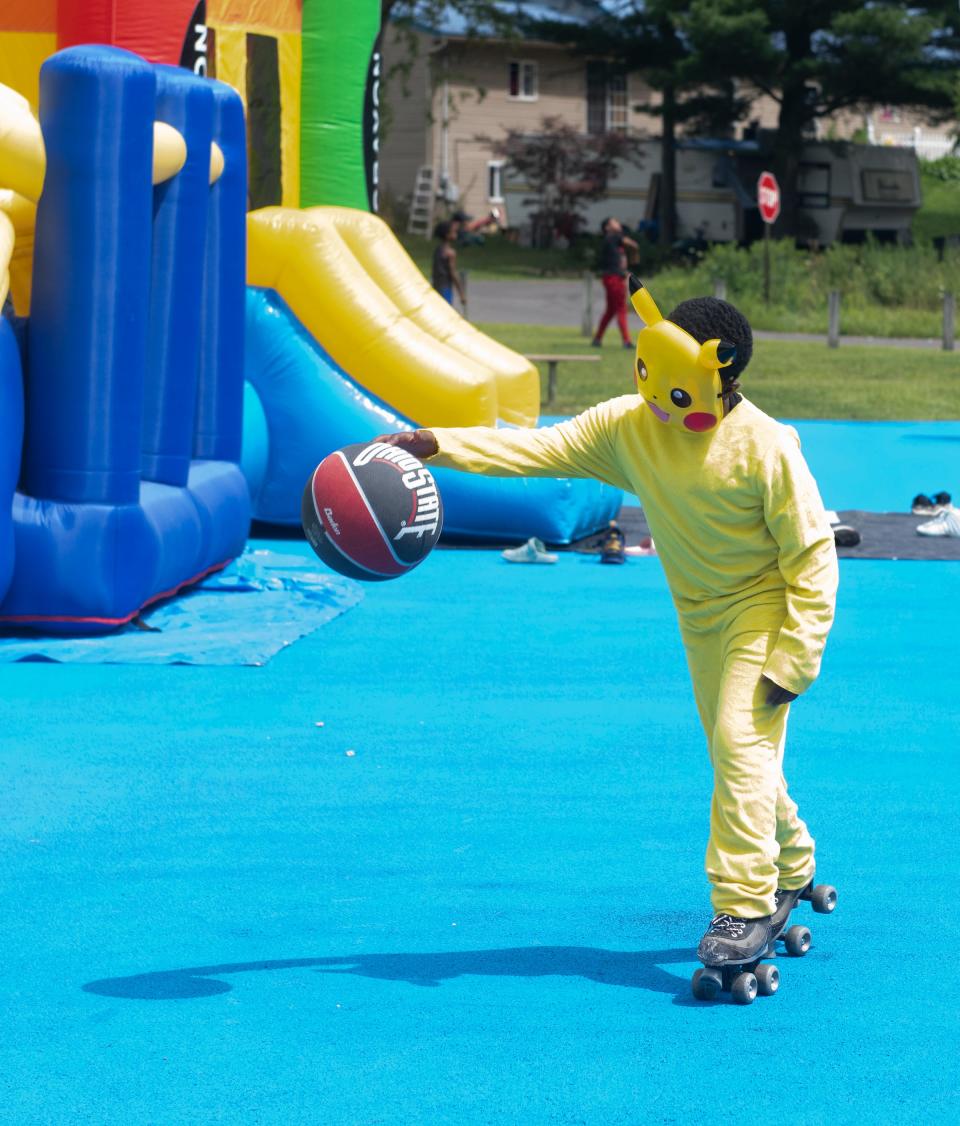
730;971;758;1005
755;963;780;996
810;884;837;914
784;924;812;957
691;968;721;1001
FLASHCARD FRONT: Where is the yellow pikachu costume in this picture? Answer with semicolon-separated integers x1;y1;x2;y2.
427;281;838;918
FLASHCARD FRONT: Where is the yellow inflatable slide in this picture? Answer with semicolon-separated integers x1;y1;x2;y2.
246;206;540;430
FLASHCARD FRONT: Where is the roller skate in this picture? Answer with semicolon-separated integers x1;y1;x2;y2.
769;877;838;956
690;878;838;1005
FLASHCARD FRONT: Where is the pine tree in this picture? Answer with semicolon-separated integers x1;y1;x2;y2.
684;0;958;235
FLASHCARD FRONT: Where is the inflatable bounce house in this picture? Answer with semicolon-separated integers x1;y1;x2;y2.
0;1;620;635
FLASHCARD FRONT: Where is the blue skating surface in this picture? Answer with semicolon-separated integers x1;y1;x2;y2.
2;541;959;1124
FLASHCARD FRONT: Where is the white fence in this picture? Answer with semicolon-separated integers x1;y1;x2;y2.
866;122;956;161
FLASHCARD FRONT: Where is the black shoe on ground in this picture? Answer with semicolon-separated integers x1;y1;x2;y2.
833;524;860;547
697;913;772;966
599;521;626;564
590;338;602;348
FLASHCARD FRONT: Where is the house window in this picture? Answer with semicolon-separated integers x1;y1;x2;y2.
508;60;538;100
586;62;627;134
606;73;627;132
587;62;606;135
487;160;505;203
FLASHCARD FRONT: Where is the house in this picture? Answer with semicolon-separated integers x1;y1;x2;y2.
379;7;662;230
379;7;955;239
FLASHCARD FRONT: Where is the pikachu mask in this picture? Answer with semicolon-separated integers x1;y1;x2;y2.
629;277;736;434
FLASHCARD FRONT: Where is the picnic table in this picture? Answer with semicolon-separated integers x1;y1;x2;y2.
524;353;600;410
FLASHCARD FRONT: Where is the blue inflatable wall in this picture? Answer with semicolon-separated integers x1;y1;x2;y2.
243;289;622;543
0;47;249;633
0;319;23;607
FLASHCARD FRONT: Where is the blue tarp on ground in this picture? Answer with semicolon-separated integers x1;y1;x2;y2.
0;548;362;665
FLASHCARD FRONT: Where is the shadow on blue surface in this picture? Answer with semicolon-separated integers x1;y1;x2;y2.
83;946;704;1003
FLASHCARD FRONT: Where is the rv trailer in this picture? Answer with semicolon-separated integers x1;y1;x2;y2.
502;137;922;246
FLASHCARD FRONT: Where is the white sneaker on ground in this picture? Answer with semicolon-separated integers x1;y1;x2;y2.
501;537;558;563
916;507;960;537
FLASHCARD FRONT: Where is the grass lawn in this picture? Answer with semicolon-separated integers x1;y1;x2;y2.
398;172;960;338
478;323;960;420
913;168;960;244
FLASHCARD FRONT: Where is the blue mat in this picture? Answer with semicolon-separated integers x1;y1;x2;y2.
0;548;362;665
542;417;960;512
2;542;959;1124
788;419;960;511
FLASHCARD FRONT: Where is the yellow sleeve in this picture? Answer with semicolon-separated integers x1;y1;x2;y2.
760;434;839;696
428;399;634;492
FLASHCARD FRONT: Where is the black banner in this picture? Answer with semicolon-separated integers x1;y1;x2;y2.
363;34;382;212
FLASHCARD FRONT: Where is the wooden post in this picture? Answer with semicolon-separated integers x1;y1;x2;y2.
943;291;956;352
828;290;841;348
714;278;727;301
546;360;558;409
763;222;771;305
581;271;593;337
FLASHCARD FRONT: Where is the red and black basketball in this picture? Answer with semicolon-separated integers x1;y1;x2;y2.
301;441;444;582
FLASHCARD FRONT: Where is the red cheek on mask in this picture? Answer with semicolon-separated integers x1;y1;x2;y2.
683;412;717;432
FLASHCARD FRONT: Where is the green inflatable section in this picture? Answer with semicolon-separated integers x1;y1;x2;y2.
301;0;381;209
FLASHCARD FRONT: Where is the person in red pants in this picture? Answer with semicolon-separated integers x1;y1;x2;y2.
592;217;638;349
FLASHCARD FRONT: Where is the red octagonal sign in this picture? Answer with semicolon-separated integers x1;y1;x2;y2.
757;171;780;224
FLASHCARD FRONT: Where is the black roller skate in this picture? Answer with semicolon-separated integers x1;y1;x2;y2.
690;878;838;1005
692;914;776;1005
769;877;838;956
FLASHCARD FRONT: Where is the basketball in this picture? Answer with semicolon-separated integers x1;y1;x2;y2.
301;440;443;581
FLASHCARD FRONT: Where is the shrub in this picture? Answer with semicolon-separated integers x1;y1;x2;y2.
920;155;960;182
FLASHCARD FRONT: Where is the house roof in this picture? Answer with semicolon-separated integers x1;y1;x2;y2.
401;1;606;40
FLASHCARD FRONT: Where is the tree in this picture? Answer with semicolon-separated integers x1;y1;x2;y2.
684;0;960;236
524;1;751;246
528;1;959;240
490;116;641;245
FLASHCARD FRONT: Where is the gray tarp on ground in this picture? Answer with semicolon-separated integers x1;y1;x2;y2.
605;507;960;561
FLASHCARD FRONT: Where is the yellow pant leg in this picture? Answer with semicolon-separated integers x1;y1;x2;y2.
684;612;816;917
774;772;817;892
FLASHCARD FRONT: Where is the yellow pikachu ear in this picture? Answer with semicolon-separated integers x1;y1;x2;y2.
628;275;663;324
698;338;736;370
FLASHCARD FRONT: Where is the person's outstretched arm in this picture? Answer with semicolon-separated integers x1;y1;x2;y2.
376;399;635;492
760;433;839;705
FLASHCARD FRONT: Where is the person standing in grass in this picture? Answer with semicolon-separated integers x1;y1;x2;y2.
374;280;838;978
432;220;467;312
592;217;639;349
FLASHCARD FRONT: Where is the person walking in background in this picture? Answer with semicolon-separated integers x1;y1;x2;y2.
432;220;467;312
592;217;638;349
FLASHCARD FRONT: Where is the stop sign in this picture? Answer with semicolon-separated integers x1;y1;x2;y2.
757;171;780;224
